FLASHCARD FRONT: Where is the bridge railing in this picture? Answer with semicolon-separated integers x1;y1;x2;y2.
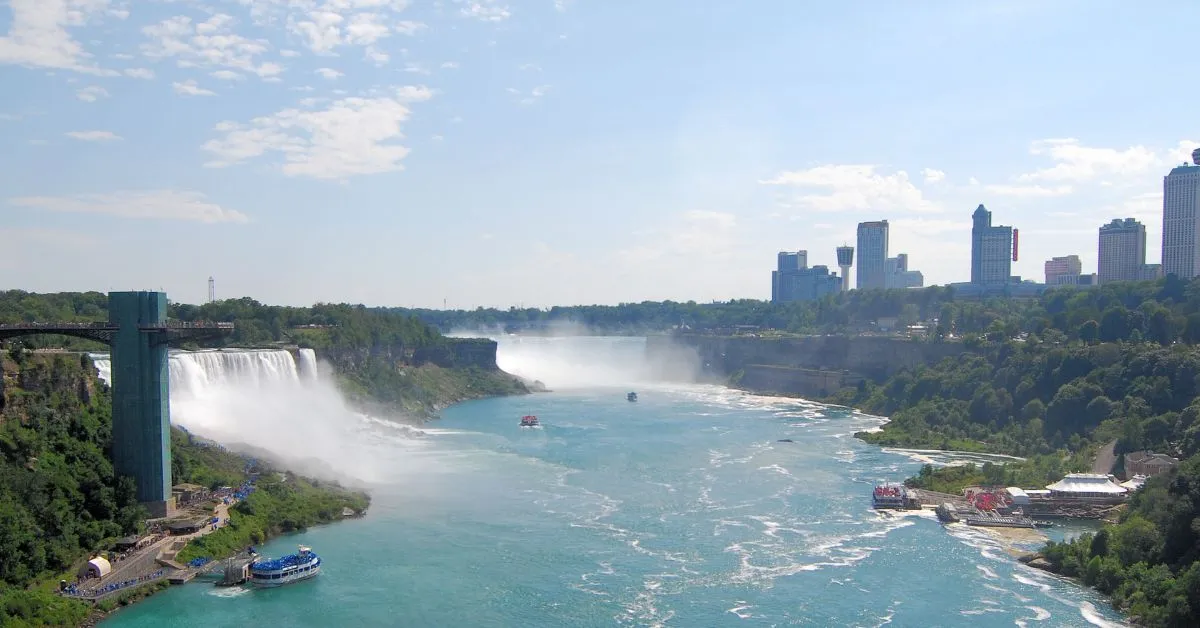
139;321;235;330
0;321;118;330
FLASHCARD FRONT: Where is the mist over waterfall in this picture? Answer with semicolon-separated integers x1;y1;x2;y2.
476;335;701;389
90;349;425;484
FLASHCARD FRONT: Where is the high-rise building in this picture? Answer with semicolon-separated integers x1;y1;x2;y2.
1044;255;1083;285
771;251;841;303
1097;218;1147;284
884;253;924;289
970;204;1014;285
1162;148;1200;279
856;220;889;290
835;245;854;292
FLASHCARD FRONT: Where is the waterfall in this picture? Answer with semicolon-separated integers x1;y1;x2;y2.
91;349;317;391
87;348;425;484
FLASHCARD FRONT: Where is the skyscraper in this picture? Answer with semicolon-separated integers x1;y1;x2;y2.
771;251;841;303
1098;218;1147;284
856;220;888;291
970;204;1014;285
1162;148;1200;279
1044;255;1082;285
884;253;924;289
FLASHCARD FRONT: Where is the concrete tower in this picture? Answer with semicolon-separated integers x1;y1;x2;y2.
836;245;854;291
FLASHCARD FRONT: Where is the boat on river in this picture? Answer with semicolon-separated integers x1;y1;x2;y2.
872;483;920;510
249;546;320;587
248;547;319;588
627;392;638;402
520;415;540;427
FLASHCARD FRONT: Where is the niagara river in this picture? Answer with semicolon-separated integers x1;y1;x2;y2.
99;337;1127;627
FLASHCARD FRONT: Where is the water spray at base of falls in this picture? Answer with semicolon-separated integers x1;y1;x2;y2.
90;349;427;485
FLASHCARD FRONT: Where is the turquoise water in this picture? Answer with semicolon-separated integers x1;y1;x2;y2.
104;338;1126;627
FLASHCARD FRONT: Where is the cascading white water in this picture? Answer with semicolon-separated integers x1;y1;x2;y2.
90;348;424;484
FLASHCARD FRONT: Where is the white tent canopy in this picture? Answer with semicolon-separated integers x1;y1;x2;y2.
1046;473;1127;496
79;556;111;579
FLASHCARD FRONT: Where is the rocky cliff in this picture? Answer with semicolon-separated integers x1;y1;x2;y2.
649;334;973;397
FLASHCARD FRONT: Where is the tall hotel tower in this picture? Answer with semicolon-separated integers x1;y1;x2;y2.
1162;148;1200;279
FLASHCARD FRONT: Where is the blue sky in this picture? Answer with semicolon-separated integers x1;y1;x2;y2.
1;0;1197;308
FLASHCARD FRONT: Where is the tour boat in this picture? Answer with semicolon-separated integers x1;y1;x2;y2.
520;415;540;427
872;483;917;510
249;546;321;587
627;392;638;402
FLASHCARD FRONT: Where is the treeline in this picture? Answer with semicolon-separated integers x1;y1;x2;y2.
0;352;143;626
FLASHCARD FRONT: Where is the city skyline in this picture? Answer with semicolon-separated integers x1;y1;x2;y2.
1;1;1199;308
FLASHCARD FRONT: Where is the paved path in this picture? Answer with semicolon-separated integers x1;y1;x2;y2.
1092;439;1118;475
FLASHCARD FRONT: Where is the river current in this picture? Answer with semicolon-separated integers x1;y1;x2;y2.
103;337;1126;627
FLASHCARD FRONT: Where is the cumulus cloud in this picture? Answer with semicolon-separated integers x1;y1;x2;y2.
173;79;216;96
201;86;435;180
285;4;425;54
1016;138;1159;183
66;130;122;141
921;168;945;184
123;67;155;79
760;165;941;213
0;0;118;75
7;190;249;223
76;85;109;101
315;67;343;79
211;70;245;81
142;14;283;79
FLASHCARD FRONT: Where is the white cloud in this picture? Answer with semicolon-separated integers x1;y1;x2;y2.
287;7;425;55
457;0;511;21
0;113;20;121
760;165;940;213
921;168;945;184
984;183;1074;197
364;47;389;65
889;217;970;236
279;49;301;57
403;62;429;75
211;70;245;80
440;61;459;69
66;130;122;141
0;0;118;75
173;79;216;96
141;14;282;79
7;190;249;223
76;85;109;102
315;67;343;79
201;86;435;180
1016;138;1159;183
123;67;154;79
518;62;541;71
554;0;572;11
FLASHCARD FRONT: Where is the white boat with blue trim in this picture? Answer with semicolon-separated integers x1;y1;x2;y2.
249;545;321;587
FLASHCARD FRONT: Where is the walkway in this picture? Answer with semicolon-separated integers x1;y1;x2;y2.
1092;439;1118;475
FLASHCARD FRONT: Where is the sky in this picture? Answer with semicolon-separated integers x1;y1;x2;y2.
1;0;1198;309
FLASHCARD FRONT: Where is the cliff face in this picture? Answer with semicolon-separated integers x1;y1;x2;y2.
650;334;973;397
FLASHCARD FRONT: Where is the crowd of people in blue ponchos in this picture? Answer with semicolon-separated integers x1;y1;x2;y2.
61;570;166;598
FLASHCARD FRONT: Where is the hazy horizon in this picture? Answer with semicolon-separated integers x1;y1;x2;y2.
2;1;1197;308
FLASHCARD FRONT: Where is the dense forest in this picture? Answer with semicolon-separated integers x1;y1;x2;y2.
0;351;369;626
821;276;1200;626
